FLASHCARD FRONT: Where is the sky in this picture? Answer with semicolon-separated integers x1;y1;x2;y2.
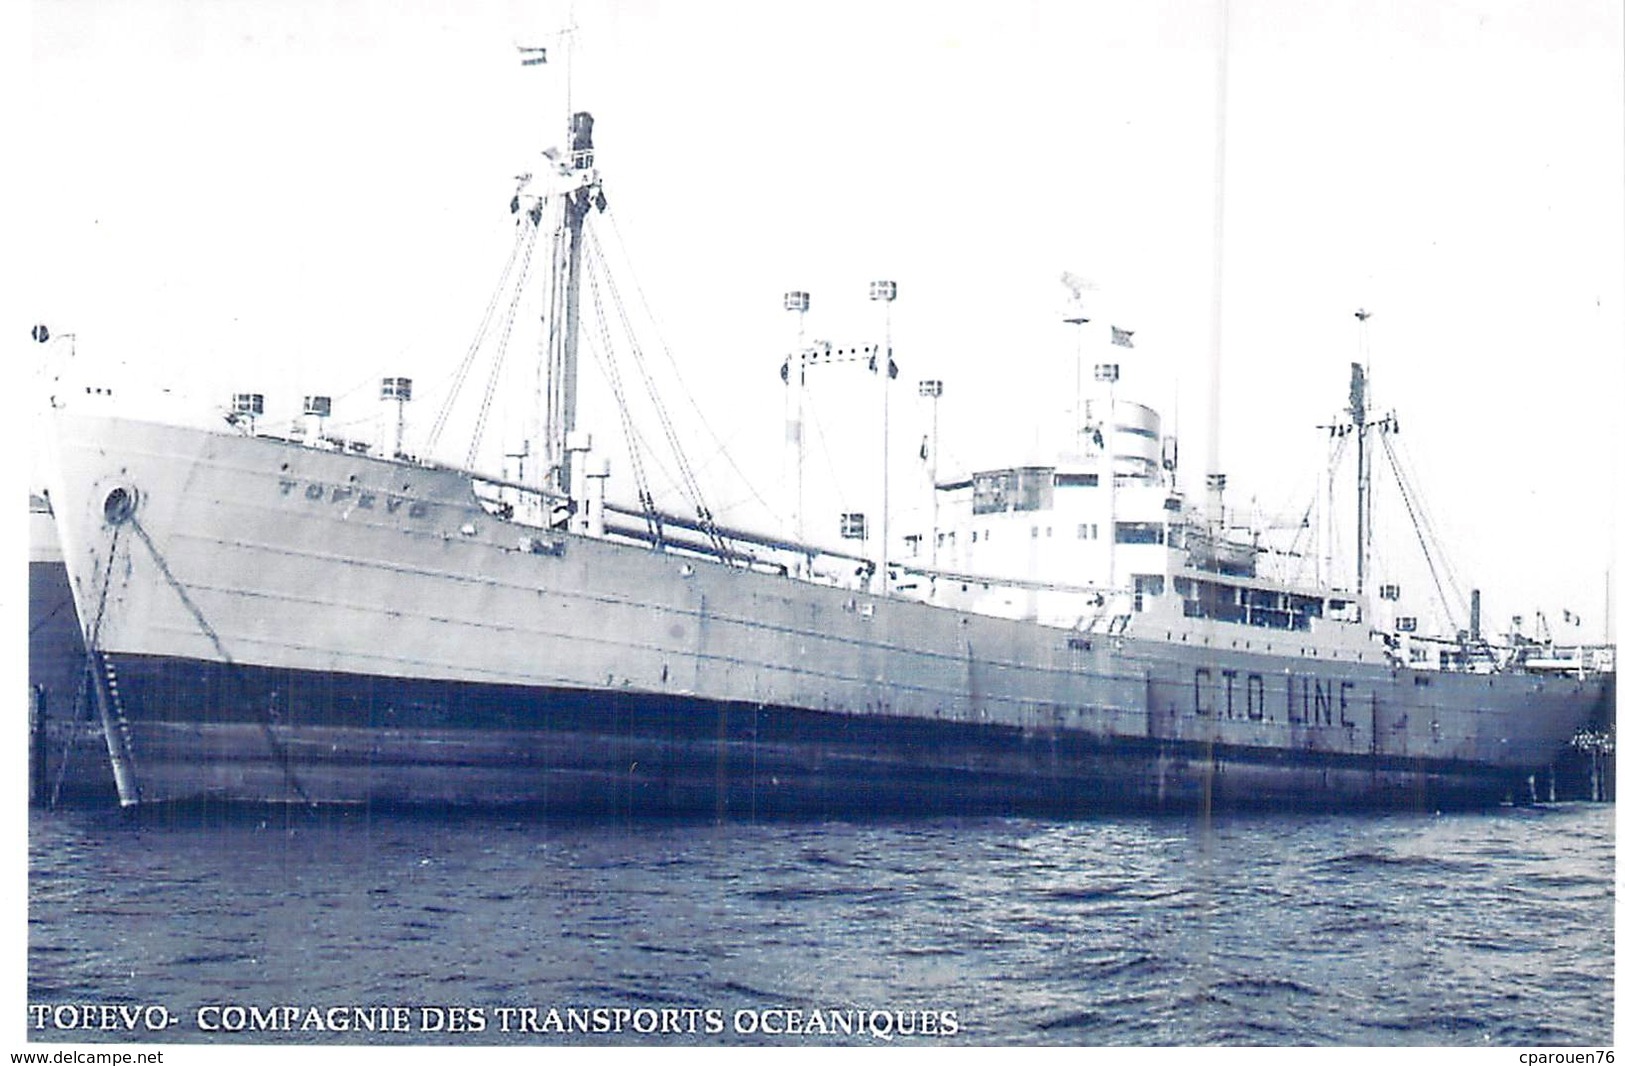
7;0;1624;1053
16;0;1622;649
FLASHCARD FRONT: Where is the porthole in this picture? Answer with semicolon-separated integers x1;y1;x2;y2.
103;487;136;525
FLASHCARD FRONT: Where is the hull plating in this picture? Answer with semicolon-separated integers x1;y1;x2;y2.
86;653;1524;813
47;413;1611;812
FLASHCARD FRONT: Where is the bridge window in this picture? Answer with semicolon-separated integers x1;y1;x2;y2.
1115;521;1164;545
1055;472;1099;488
976;468;1055;513
972;470;1012;514
1013;467;1054;511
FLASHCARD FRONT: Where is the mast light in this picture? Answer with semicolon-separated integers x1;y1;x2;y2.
784;291;810;313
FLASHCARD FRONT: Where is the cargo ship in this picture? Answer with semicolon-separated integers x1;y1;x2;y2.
27;492;110;805
39;105;1613;815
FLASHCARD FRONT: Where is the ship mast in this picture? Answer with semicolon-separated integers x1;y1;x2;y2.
870;279;898;594
1204;0;1231;533
514;31;605;498
1351;311;1370;596
1346;308;1397;599
545;111;599;497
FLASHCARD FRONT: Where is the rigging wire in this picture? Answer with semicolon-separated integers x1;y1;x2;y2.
600;208;780;522
587;230;704;506
581;250;662;542
585;224;731;559
1387;433;1475;622
800;389;860;519
1379;430;1463;634
1277;433;1348;588
427;217;534;455
1279;495;1319;587
466;219;544;469
579;254;695;510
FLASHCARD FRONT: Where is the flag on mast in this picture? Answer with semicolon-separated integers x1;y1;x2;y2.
1111;326;1135;348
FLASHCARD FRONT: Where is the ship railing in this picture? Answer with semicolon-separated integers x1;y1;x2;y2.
1518;643;1616;678
1391;630;1616;678
457;458;1148;607
462;468;883;580
461;465;1141;599
885;564;1117;601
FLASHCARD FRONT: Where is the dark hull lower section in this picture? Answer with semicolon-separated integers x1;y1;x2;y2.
75;653;1544;815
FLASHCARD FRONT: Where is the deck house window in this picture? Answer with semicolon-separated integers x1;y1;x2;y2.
972;470;1012;515
1055;472;1098;488
1133;574;1165;611
1012;467;1054;511
1114;521;1164;545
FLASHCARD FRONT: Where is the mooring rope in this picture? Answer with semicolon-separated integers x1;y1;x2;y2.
126;515;313;806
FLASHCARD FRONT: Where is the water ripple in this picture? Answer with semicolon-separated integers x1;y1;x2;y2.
28;804;1613;1046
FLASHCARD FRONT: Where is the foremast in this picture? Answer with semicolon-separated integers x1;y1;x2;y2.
537;112;604;499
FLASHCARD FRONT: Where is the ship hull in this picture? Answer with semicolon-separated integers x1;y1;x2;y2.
29;500;112;805
47;412;1612;814
29;503;87;710
64;652;1542;813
